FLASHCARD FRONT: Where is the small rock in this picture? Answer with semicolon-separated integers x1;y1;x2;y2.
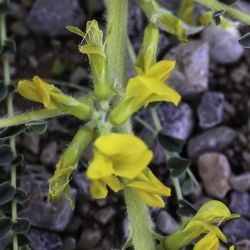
19;38;37;55
65;215;82;234
26;0;84;36
229;192;250;218
40;141;58;166
167;40;209;98
28;228;63;250
70;66;87;84
187;126;236;160
93;207;116;225
23;132;40;155
230;64;248;84
230;173;250;192
78;229;102;250
63;236;76;250
202;26;244;64
223;218;250;240
11;21;29;37
198;153;231;198
198;92;225;129
236;239;250;250
156;210;179;234
20;165;76;232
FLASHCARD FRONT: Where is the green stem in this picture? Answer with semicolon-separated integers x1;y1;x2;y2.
124;188;155;250
0;109;66;128
194;0;250;25
0;2;18;248
106;0;128;90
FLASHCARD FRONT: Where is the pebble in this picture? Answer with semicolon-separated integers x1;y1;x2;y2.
156;210;179;234
229;192;250;218
40;141;58;166
223;218;250;240
167;40;209;99
23;132;40;155
26;0;84;36
198;153;231;199
11;21;29;37
236;239;250;250
63;236;77;250
78;229;102;250
230;173;250;192
93;207;116;225
198;92;225;129
187;126;236;160
70;66;88;84
202;26;244;64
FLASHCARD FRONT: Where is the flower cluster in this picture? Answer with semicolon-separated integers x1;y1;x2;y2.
164;200;240;250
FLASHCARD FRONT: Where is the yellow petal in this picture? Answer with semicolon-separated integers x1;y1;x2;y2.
90;180;108;199
87;151;113;179
104;176;123;192
145;60;176;82
136;190;165;208
18;80;43;103
194;232;219;250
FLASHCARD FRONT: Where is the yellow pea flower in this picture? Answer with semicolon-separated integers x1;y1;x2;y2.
87;133;153;199
164;200;240;250
126;168;171;208
194;232;219;250
48;127;92;208
109;60;181;125
18;76;92;120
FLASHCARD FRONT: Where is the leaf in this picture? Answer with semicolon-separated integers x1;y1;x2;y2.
182;178;194;195
0;182;15;206
219;0;238;5
0;145;14;164
26;121;48;134
0;217;12;239
66;25;86;38
239;32;250;48
213;10;225;25
0;125;27;140
158;131;184;153
0;85;8;102
178;0;195;25
177;199;197;217
12;218;31;235
0;40;16;56
168;157;191;178
14;188;29;204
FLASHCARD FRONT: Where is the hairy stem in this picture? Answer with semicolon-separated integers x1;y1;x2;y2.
0;109;66;128
0;2;18;248
194;0;250;25
106;0;128;89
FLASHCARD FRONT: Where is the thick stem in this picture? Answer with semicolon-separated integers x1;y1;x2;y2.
0;109;66;128
106;0;128;89
0;3;18;249
124;188;155;250
194;0;250;25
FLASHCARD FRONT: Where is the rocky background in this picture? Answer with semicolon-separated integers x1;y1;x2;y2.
0;0;250;249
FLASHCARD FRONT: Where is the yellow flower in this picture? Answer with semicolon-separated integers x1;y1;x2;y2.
48;127;92;208
164;200;240;250
194;232;219;250
109;60;181;125
87;133;153;198
127;168;171;207
18;76;91;120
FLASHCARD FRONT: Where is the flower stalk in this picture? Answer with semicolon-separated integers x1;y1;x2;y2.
0;0;18;248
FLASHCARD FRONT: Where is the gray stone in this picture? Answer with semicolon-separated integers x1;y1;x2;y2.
40;141;58;166
11;21;29;37
236;239;250;250
70;67;87;84
167;40;209;98
63;236;76;250
78;229;102;250
28;228;63;250
223;218;250;240
230;173;250;192
93;207;116;225
229;192;250;218
20;165;76;232
187;126;236;160
202;26;244;64
156;210;179;234
23;132;40;154
65;215;82;234
198;92;225;129
26;0;85;36
198;153;231;199
19;38;37;55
